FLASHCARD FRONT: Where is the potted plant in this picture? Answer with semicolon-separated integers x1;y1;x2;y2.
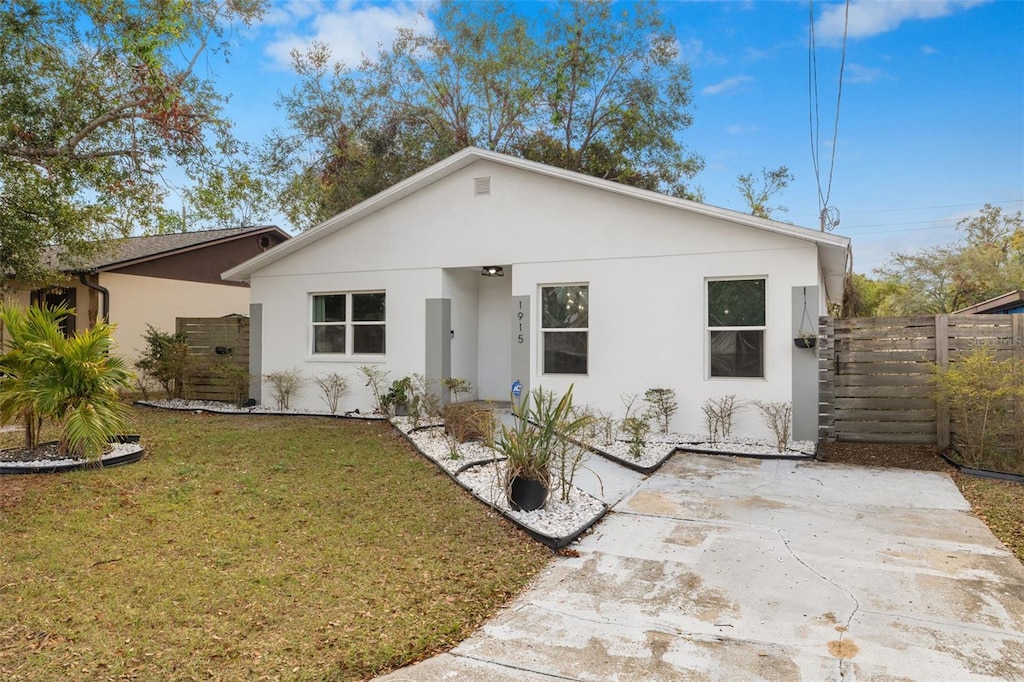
381;376;413;416
494;384;589;511
794;331;817;349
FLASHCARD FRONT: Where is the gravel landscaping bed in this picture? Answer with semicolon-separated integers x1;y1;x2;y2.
391;417;607;547
588;431;816;471
0;441;144;472
135;398;386;419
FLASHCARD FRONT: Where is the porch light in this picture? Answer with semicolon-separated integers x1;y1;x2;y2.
481;266;504;277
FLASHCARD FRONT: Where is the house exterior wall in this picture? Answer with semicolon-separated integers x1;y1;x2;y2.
248;159;824;438
103;273;250;362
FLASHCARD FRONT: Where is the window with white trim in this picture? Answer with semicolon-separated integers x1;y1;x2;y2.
311;292;385;355
707;278;765;378
541;284;588;374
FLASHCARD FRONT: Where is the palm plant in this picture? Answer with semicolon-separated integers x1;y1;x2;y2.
0;303;134;460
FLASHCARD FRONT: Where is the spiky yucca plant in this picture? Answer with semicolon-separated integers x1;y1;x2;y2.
0;304;134;460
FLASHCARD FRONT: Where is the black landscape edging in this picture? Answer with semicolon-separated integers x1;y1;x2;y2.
0;441;145;475
133;400;385;422
586;443;673;475
675;445;815;461
391;423;608;550
939;450;1024;485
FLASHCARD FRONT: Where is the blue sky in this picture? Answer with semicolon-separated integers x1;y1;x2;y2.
208;0;1024;273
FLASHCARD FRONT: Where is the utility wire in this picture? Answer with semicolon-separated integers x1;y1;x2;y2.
808;0;850;231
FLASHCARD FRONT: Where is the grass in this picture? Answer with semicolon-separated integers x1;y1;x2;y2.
0;408;550;681
951;472;1024;565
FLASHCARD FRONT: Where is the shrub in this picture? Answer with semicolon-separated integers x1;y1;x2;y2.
620;393;651;459
357;365;389;415
0;303;134;459
934;348;1024;471
755;401;792;453
494;385;591;502
214;362;250;407
643;388;678;433
264;368;305;410
313;372;349;413
442;402;496;444
701;395;739;446
441;377;472;403
135;325;202;399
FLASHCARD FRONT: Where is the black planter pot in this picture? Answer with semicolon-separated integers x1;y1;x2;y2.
394;404;409;417
509;476;548;512
794;336;817;349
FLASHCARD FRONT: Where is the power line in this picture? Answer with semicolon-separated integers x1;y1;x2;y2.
796;198;1023;218
807;0;849;232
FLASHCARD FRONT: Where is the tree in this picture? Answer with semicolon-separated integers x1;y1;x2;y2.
0;303;134;459
873;204;1024;315
0;0;266;289
264;0;703;228
736;166;794;219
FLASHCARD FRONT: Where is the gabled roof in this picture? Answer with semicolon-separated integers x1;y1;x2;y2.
223;147;851;299
51;225;289;273
953;290;1024;315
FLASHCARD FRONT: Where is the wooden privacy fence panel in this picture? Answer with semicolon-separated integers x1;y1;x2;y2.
176;316;250;402
819;313;1024;445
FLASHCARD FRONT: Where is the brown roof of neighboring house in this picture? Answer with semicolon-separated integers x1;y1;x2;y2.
46;225;289;273
953;290;1024;315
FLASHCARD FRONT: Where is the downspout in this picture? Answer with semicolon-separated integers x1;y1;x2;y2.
78;272;110;323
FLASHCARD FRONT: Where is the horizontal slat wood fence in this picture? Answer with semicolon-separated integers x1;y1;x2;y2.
176;316;250;403
819;313;1024;445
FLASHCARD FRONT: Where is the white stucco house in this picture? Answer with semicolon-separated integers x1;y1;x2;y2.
224;147;850;441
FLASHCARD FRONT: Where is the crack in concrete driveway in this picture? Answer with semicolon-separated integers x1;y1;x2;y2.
377;453;1024;681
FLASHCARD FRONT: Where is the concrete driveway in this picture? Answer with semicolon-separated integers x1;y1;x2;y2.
379;453;1024;681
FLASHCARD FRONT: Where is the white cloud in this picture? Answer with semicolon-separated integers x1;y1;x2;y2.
263;0;432;69
677;38;728;67
726;124;759;135
921;45;939;55
845;63;895;84
701;75;754;96
816;1;986;41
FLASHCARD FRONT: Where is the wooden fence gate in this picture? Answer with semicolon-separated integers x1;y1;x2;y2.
819;313;1024;445
176;316;250;403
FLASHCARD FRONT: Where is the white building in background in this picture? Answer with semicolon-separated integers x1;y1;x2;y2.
224;147;850;441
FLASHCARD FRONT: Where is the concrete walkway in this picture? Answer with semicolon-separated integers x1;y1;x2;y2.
378;453;1024;681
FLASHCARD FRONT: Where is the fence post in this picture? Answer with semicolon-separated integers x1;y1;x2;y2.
935;314;950;450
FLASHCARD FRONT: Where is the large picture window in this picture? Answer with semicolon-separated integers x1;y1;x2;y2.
707;278;765;378
541;284;588;374
312;292;385;355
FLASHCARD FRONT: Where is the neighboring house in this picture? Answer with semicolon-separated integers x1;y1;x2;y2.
224;148;851;441
2;226;289;363
954;290;1024;315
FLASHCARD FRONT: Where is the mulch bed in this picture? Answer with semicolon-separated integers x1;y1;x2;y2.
817;441;950;472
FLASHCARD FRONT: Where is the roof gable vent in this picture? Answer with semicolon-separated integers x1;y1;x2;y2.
473;176;491;196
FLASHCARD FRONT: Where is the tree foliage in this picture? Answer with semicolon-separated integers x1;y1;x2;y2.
263;0;703;228
866;204;1023;315
736;165;794;219
0;0;266;288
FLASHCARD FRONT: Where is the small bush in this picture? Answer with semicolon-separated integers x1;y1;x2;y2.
621;415;651;460
935;348;1024;472
357;365;389;415
214;362;250;407
755;401;792;453
701;395;739;446
643;388;678;433
135;325;202;399
441;377;472;403
442;402;496;444
264;368;305;410
314;372;349;413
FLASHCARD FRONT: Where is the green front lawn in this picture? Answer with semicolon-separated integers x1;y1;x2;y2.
0;408;549;680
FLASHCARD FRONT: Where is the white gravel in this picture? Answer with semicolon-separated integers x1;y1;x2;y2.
590;430;815;467
392;417;606;541
0;442;143;469
137;398;385;419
